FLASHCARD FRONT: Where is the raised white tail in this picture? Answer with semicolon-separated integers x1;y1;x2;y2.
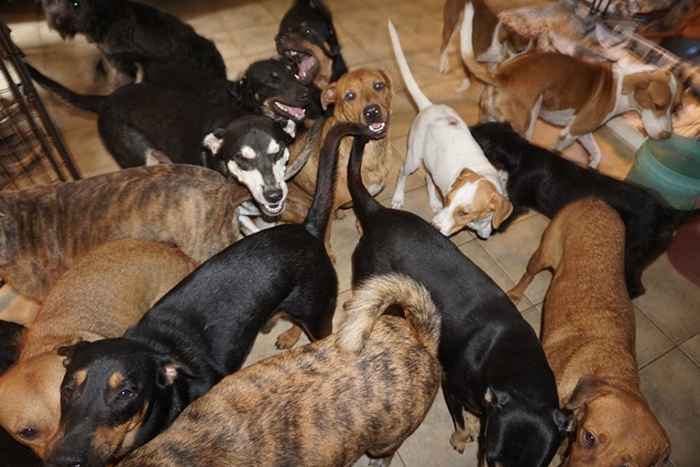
388;20;432;111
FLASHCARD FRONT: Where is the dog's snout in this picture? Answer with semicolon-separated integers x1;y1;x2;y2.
363;105;381;123
263;188;284;204
658;130;672;139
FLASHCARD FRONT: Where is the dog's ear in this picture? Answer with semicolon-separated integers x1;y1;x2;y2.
155;356;195;388
377;69;393;94
552;408;576;434
321;83;338;110
203;129;226;156
56;340;87;369
565;375;611;411
484;386;510;409
488;190;513;229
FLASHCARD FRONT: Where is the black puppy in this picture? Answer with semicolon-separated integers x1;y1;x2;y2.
348;138;572;467
26;59;310;168
471;122;700;298
276;0;348;118
41;0;226;84
43;122;378;467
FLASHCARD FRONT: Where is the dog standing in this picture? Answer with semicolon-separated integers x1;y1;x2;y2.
479;52;679;168
0;240;195;459
508;199;671;467
43;123;380;467
347;138;571;466
41;0;226;85
112;274;441;467
388;21;512;239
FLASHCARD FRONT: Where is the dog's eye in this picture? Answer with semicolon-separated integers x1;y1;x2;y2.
344;91;356;101
581;429;597;449
71;0;80;8
373;81;385;92
17;427;39;440
117;388;135;400
270;72;280;81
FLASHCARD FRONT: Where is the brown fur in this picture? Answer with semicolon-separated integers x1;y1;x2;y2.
0;240;196;458
508;199;670;467
117;274;441;467
622;69;676;120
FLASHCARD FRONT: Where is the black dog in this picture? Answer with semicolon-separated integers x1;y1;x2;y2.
26;59;310;169
43;122;378;467
276;0;348;118
348;138;572;467
0;320;23;375
471;122;700;298
41;0;226;84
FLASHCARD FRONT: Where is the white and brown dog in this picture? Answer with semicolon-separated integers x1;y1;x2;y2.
389;21;512;239
479;52;679;168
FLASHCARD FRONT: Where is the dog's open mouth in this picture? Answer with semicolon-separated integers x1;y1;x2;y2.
274;101;307;121
368;121;387;136
262;201;285;216
284;50;319;84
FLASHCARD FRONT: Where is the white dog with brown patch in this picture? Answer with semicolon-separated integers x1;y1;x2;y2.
388;21;512;239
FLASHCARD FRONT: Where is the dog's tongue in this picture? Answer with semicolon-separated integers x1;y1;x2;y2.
277;102;306;120
298;56;315;80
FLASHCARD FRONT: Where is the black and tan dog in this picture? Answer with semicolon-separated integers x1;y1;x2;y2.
41;0;226;84
43;122;380;467
110;273;441;467
276;0;348;118
348;138;572;467
0;165;243;302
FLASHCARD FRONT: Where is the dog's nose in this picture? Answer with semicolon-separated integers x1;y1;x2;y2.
658;130;672;139
363;104;381;123
263;188;284;204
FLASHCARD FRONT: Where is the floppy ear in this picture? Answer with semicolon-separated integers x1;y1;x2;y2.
552;408;576;434
321;83;338;110
648;80;672;107
484;386;510;409
378;69;393;93
155;356;195;388
56;340;87;368
489;190;513;229
203;129;226;155
565;375;611;411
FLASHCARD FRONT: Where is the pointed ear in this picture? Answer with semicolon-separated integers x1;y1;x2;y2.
489;190;513;229
565;376;611;411
203;129;225;155
156;357;195;388
321;83;338;110
484;386;509;409
552;408;576;434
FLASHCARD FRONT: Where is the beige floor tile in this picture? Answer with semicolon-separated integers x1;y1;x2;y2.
640;350;700;467
217;3;279;30
329;208;362;294
63;126;118;177
635;307;676;368
228;23;279;58
680;334;700;367
522;303;543;337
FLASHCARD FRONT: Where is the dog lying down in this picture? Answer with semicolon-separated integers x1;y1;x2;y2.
116;274;441;467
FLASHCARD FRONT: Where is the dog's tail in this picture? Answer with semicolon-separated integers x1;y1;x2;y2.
388;20;432;111
24;62;106;113
304;122;372;239
337;273;440;356
348;135;383;226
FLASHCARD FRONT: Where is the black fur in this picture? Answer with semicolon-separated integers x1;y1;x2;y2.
41;0;226;83
44;122;378;467
471;122;700;298
26;59;311;169
348;138;570;467
0;320;24;375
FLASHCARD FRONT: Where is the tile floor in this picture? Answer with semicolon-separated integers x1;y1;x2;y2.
3;1;700;466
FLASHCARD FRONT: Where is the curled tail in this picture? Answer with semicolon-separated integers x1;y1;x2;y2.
337;273;440;357
24;62;106;113
388;20;432;111
348;136;382;226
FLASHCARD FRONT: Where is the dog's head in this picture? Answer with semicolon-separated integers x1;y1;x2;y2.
0;353;65;458
622;68;678;139
276;0;345;87
481;387;573;467
203;116;290;217
432;169;512;238
321;68;392;138
231;58;312;127
44;339;193;467
562;376;671;467
41;0;112;40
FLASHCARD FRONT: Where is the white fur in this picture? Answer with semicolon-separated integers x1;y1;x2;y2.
203;133;224;155
241;145;256;160
267;139;280;154
389;21;507;238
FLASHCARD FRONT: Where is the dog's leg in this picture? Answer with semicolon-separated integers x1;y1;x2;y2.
577;133;603;169
275;324;303;350
367;455;395;467
508;244;546;303
145;149;173;166
425;174;443;213
444;387;473;454
553;128;576;153
391;166;409;209
525;95;543;141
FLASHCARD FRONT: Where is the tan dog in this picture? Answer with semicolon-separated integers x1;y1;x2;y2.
508;199;671;467
0;240;195;458
116;273;441;467
479;52;678;168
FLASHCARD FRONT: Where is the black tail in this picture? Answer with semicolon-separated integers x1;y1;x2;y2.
348;135;383;226
304;122;371;239
24;62;106;113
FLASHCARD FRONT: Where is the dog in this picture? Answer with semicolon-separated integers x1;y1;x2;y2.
439;0;531;88
0;240;195;459
276;0;348;119
479;52;679;168
470;121;700;298
43;122;381;467
507;198;671;467
0;165;244;302
388;21;512;239
347;137;572;466
41;0;226;85
109;273;441;467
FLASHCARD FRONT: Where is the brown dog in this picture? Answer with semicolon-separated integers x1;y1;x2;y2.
508;198;671;467
116;273;441;467
0;240;195;458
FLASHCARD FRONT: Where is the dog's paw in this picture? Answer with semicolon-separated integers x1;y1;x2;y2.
449;430;474;454
439;52;451;74
391;196;405;210
275;325;302;350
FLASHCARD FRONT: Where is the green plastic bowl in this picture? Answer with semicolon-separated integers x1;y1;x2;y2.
627;135;700;210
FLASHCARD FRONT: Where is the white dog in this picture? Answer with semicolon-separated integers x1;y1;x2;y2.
388;21;512;239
